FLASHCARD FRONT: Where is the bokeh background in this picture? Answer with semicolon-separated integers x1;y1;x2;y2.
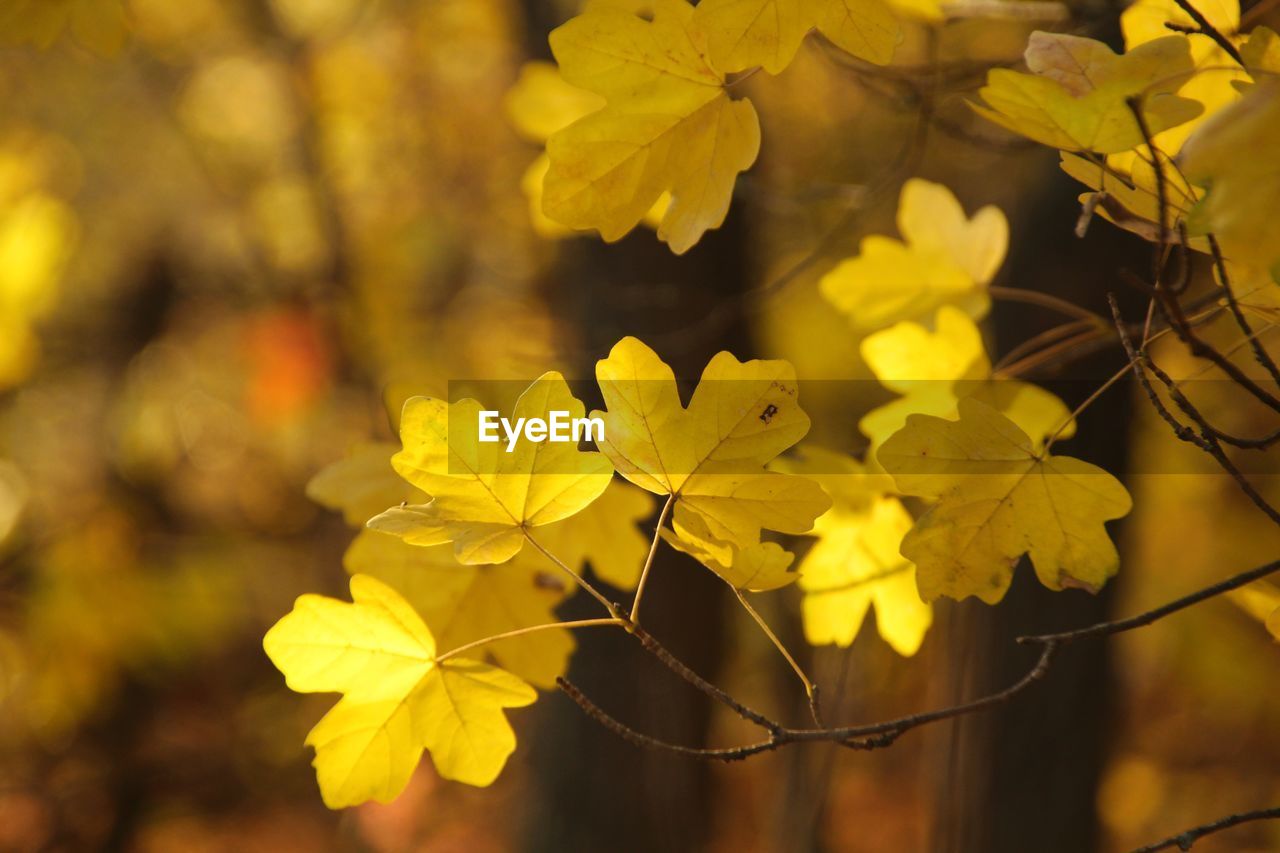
1;0;1279;850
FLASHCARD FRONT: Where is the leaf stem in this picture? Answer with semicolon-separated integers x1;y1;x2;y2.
732;587;820;722
434;618;623;665
630;494;675;626
524;532;619;616
988;285;1108;325
1041;361;1130;454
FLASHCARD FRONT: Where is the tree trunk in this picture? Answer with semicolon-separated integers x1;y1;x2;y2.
929;163;1142;853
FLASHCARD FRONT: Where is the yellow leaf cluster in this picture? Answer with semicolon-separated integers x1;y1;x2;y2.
860;306;1075;452
974;32;1202;154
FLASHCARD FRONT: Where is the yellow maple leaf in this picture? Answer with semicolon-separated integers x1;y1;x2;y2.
505;62;669;239
692;0;900;75
1121;0;1246;152
343;531;574;689
661;507;798;590
263;575;537;807
368;373;614;564
306;441;422;526
780;448;931;655
1059;150;1202;245
1181;81;1280;274
820;179;1006;330
879;397;1131;604
593;336;830;580
307;447;653;687
1241;26;1280;78
973;32;1203;154
860;306;1075;452
0;0;129;55
542;0;761;254
1059;0;1249;243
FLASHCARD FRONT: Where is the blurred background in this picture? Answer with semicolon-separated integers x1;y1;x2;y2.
1;0;1279;850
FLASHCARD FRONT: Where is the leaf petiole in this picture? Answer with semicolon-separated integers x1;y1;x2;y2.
630;494;675;626
433;618;625;666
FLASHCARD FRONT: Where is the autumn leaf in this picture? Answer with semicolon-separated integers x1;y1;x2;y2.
343;532;574;688
1059;0;1249;243
368;372;613;564
1241;26;1280;78
263;575;536;807
504;61;672;239
879;397;1131;604
1120;0;1246;151
661;506;798;591
593;336;829;579
306;441;421;526
692;0;900;75
1059;150;1202;245
820;179;1007;330
860;306;1075;452
778;448;931;655
1181;81;1280;275
308;448;653;687
542;0;761;254
973;32;1202;154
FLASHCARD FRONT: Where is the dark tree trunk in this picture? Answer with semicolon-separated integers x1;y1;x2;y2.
514;11;753;849
929;163;1144;853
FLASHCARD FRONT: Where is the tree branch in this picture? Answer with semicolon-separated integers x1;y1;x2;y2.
1129;806;1280;852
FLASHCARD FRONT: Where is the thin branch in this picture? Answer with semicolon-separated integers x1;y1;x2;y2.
988;285;1109;325
1170;0;1247;66
733;587;821;724
1021;559;1280;644
1129;806;1280;853
1041;360;1130;453
630;494;675;626
561;557;1280;761
630;624;781;733
1208;233;1280;385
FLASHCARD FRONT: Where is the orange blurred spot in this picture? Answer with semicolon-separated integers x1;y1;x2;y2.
242;309;333;426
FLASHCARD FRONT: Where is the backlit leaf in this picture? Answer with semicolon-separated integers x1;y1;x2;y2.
879;397;1131;604
972;32;1202;154
692;0;900;75
820;179;1006;330
263;575;536;807
543;0;761;253
368;373;614;564
594;336;830;579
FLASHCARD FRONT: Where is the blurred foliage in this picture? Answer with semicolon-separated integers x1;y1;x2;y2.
1;0;1279;849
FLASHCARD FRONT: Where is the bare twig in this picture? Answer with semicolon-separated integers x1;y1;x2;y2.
1128;806;1280;853
1169;0;1247;66
560;557;1280;761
